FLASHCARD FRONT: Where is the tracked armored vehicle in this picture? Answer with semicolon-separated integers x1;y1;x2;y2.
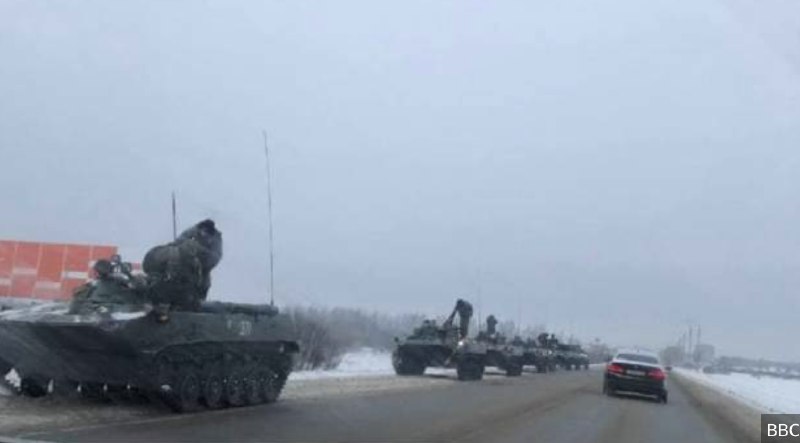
0;220;299;413
392;299;486;381
476;316;524;376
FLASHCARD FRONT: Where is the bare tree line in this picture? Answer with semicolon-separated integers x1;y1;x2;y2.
284;306;425;370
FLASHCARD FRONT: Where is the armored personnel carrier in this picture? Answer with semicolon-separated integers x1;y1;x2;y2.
556;344;590;370
0;220;299;413
535;333;560;371
520;337;553;373
476;316;523;376
577;347;590;370
392;299;486;381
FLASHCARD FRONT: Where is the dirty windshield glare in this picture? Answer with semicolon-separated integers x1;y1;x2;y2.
1;1;798;442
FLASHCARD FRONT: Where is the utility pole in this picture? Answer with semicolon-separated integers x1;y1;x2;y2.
679;332;686;360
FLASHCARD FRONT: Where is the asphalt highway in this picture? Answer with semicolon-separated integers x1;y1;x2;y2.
16;369;756;443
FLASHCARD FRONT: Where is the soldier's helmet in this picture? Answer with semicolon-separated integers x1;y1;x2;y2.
93;259;113;278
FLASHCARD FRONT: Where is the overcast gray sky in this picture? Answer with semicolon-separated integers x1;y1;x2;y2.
2;0;799;360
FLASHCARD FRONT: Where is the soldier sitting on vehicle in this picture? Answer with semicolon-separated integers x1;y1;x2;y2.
477;315;501;344
69;256;147;314
143;219;223;311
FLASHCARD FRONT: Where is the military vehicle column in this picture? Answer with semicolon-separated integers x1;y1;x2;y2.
392;299;487;381
475;315;524;376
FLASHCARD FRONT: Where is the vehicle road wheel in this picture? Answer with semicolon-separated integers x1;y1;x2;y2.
255;368;279;404
105;384;129;402
661;392;668;404
243;373;261;405
274;370;288;397
470;360;485;381
506;361;523;377
225;368;246;407
392;350;425;376
457;357;484;381
584;364;589;370
202;373;224;409
172;370;201;412
20;377;48;398
52;379;78;397
127;386;151;404
80;382;107;401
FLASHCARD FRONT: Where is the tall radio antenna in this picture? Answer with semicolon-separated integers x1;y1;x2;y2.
476;271;483;333
263;130;275;306
171;191;178;240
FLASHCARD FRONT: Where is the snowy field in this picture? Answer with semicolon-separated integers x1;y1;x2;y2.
678;369;800;414
290;348;395;380
289;347;456;380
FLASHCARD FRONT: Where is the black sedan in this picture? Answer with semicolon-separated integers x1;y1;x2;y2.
603;349;668;403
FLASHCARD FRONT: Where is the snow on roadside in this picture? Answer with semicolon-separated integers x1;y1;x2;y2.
289;347;455;380
677;368;800;414
0;370;19;396
290;348;395;380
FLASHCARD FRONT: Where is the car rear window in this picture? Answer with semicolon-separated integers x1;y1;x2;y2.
616;353;658;364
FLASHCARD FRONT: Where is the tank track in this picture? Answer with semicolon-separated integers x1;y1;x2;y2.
148;342;293;412
14;341;294;414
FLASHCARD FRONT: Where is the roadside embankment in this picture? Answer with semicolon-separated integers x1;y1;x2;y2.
672;371;761;443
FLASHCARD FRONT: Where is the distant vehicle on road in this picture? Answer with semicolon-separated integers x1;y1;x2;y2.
556;344;590;370
475;316;524;377
520;338;554;373
392;299;486;381
603;349;668;403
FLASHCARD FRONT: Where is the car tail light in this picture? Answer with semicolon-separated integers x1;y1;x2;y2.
607;363;624;375
648;368;666;381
